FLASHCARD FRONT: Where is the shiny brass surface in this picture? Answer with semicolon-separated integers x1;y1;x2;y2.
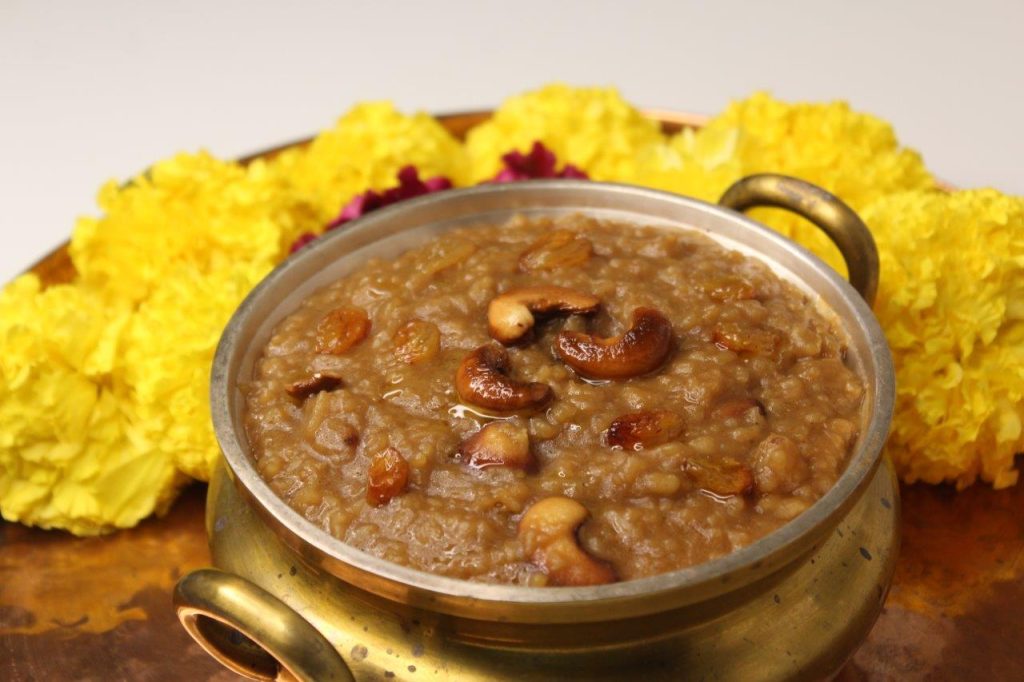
719;174;880;306
195;457;898;680
174;569;353;682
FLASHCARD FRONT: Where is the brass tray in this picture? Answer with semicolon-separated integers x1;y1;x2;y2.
1;110;1022;681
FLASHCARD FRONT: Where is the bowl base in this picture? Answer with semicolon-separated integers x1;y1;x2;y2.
202;458;899;681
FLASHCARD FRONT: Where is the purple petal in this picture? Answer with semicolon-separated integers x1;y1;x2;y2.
490;141;588;182
424;176;453;192
289;232;318;254
294;166;454;253
560;164;588;179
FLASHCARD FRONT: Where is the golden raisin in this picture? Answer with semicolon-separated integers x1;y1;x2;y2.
712;398;766;419
393;320;441;365
702;276;758;302
316;307;370;355
422;239;477;278
605;410;685;450
712;322;778;356
684;457;755;497
366;448;410;506
518;230;593;272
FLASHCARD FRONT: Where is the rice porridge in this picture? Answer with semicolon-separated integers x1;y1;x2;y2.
243;214;865;586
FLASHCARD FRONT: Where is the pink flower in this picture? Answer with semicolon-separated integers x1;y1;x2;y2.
327;165;453;230
291;166;453;252
289;143;587;254
288;232;318;254
492;141;588;182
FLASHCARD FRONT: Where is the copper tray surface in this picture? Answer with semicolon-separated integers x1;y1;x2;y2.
1;110;1022;681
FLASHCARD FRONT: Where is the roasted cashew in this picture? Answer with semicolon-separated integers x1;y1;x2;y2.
457;420;534;470
286;372;344;399
555;307;673;379
518;497;617;586
605;410;685;450
456;344;553;413
366;447;410;506
488;285;600;345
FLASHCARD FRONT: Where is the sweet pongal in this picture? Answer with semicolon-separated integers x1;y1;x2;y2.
243;214;865;586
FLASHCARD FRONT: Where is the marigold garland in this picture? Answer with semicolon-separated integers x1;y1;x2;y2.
0;84;1019;535
863;189;1024;489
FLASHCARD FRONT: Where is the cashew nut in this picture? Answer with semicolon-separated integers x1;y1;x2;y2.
605;410;685;450
518;497;617;586
684;456;754;498
455;344;553;413
286;372;345;399
555;307;673;379
366;447;410;506
457;420;534;470
316;306;371;355
488;286;600;345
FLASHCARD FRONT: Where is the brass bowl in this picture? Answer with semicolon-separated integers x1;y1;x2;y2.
176;176;897;681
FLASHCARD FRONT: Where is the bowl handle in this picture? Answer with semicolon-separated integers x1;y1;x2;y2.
718;174;879;306
174;568;354;682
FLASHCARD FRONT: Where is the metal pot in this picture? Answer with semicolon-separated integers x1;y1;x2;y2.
175;175;897;681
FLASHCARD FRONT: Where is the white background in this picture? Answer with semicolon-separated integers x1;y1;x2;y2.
2;0;1022;283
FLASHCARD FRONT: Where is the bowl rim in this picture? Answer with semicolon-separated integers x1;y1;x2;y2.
210;179;895;616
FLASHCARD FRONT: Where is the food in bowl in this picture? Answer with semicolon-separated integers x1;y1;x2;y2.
243;214;866;586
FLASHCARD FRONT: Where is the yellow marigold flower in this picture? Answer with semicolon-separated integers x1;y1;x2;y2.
648;92;937;273
2;151;318;534
272;101;467;223
71;153;315;303
70;152;311;485
121;261;273;481
0;276;186;535
464;83;665;183
863;189;1024;489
